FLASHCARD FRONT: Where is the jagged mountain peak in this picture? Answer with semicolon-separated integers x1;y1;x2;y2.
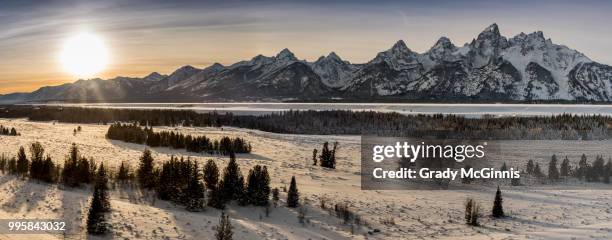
327;52;342;61
315;52;345;64
475;23;505;43
276;48;297;61
390;40;411;53
430;37;456;51
482;23;500;35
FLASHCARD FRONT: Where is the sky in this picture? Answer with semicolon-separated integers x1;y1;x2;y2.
1;0;611;94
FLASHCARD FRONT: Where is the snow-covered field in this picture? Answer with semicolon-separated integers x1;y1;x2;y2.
1;118;612;239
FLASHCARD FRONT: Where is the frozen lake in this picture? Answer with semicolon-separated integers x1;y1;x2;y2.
30;102;612;117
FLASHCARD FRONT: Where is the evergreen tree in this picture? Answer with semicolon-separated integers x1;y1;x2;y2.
312;149;317;166
95;163;111;212
219;152;244;201
87;163;110;235
533;163;543;178
548;154;559;180
208;185;225;209
8;157;16;174
465;198;474;224
272;188;279;207
203;159;219;190
62;144;80;187
492;186;504;218
592;156;605;182
560;156;571;177
286;176;299;208
246;165;271;206
16;146;29;178
116;161;130;184
604;159;612;184
526;159;534;175
137;149;155;189
215;212;233;240
577;154;588;180
29;142;45;180
42;155;55;183
186;162;205;212
500;162;508;171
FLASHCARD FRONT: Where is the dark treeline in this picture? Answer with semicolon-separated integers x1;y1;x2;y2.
1;105;611;139
0;125;19;136
524;154;612;183
106;123;251;154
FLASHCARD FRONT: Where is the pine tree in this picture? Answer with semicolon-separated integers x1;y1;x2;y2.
604;159;612;184
87;163;110;235
116;161;130;184
29;142;45;180
62;144;80;187
42;155;55;183
219;152;244;201
215;212;233;240
203;159;219;190
526;159;534;175
533;163;543;178
137;149;155;189
465;198;474;224
186;162;205;212
560;156;571;177
500;162;507;171
16;146;29;178
272;188;279;207
548;154;559;180
319;142;332;168
95;163;110;212
492;186;504;218
246;165;271;206
470;203;480;226
312;149;318;166
287;176;299;208
592;156;605;182
577;154;588;180
208;185;225;209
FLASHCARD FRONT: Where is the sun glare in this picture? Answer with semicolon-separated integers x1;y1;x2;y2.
59;32;109;77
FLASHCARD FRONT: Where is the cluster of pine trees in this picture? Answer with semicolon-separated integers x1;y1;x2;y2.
0;125;18;136
61;144;98;187
106;123;251;155
525;154;612;183
133;149;297;212
465;186;505;226
154;155;205;211
2;105;611;140
312;142;338;169
0;143;58;182
0;143;111;235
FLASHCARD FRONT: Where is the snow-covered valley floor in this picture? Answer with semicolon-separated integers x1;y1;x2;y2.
1;118;612;239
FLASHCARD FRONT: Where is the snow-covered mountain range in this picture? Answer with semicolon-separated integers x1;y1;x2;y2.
3;23;612;103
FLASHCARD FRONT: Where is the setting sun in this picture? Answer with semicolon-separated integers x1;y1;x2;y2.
59;32;109;77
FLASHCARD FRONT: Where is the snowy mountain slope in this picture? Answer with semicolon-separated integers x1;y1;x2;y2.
2;23;611;102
